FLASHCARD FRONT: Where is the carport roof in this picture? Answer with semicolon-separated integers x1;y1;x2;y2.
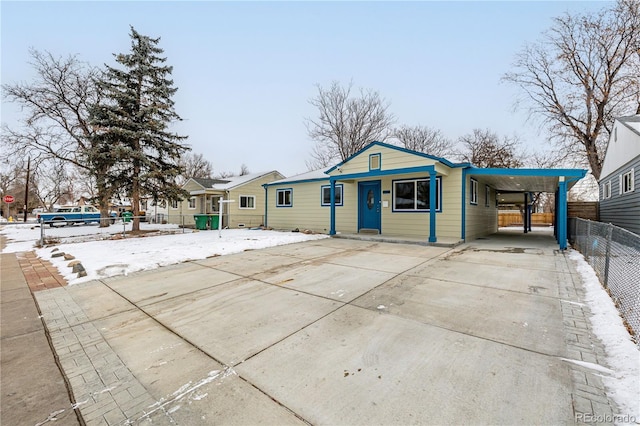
467;168;587;193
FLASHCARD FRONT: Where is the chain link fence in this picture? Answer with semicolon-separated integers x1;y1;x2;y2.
33;212;266;246
568;218;639;347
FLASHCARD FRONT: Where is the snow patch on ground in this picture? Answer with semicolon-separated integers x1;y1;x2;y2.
0;224;328;285
568;249;640;420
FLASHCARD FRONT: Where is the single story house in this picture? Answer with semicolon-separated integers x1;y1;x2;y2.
599;115;639;235
264;142;586;249
169;171;284;228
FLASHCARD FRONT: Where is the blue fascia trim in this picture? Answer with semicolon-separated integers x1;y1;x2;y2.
275;188;293;208
466;167;587;177
330;165;435;182
264;177;329;187
326;141;466;173
461;169;467;241
321;184;344;207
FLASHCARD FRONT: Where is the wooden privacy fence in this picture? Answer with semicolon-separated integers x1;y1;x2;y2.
499;212;554;227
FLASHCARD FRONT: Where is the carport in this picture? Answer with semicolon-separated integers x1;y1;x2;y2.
464;168;587;250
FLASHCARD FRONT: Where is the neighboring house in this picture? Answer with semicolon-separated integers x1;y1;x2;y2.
264;142;586;249
599;115;640;235
140;197;170;223
169;171;284;228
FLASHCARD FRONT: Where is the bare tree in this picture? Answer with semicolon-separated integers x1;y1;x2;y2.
392;125;454;158
178;152;213;183
456;129;524;168
0;160;24;218
216;171;235;179
239;163;250;176
1;49;114;225
30;158;75;211
305;81;395;169
503;0;640;180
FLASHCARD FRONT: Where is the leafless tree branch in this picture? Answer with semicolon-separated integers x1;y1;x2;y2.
503;0;639;179
305;80;395;169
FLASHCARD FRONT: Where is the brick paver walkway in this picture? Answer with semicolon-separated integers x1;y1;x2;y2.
16;250;67;292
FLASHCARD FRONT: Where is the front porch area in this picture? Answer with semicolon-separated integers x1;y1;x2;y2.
332;232;463;248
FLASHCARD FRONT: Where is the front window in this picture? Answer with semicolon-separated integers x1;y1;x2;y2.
321;184;343;206
276;189;293;207
188;196;196;209
239;195;256;209
392;177;441;212
470;179;478;205
170;199;178;209
621;169;634;194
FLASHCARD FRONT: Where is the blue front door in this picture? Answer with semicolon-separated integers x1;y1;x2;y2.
358;181;381;232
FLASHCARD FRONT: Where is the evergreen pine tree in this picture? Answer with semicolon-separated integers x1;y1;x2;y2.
89;26;189;231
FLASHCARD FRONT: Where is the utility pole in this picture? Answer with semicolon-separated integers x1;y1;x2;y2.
23;157;31;222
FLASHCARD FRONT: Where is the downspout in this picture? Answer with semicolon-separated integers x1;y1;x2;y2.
225;190;230;229
429;168;437;243
523;192;528;234
329;178;336;235
528;192;533;232
263;184;268;228
554;188;558;239
461;168;467;241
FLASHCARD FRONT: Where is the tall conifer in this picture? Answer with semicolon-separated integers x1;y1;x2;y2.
90;27;189;231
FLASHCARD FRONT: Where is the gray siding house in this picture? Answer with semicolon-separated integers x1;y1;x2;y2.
599;115;640;235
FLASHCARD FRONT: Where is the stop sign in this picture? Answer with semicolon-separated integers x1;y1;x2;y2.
3;195;14;203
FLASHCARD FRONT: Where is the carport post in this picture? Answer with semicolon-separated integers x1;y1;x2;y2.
429;169;437;243
527;192;532;232
329;179;336;235
523;193;528;234
557;179;568;250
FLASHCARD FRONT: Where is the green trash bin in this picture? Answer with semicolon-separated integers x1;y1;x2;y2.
209;214;220;230
122;211;133;223
194;214;209;230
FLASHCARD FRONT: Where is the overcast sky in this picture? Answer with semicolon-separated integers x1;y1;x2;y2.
2;1;609;177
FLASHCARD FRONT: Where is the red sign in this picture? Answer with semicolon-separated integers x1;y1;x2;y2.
3;195;14;203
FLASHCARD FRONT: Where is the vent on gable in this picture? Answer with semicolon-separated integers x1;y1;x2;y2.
369;153;381;171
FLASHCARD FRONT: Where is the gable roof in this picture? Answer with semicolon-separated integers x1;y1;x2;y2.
187;171;284;191
325;141;468;173
265;169;329;186
619;115;640;136
600;115;640;180
192;178;230;188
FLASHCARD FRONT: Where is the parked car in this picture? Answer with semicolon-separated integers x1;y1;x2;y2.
37;205;117;227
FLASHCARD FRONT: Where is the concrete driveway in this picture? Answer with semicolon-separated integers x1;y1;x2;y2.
32;230;616;425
